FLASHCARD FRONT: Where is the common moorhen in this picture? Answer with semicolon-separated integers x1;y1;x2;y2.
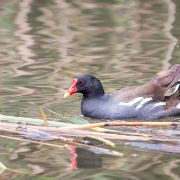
64;65;180;119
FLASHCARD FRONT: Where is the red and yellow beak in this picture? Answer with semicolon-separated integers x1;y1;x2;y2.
64;79;78;98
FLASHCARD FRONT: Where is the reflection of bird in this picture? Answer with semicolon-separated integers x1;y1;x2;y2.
64;65;180;120
66;145;102;170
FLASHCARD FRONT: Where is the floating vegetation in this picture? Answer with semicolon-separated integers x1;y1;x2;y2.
0;113;179;158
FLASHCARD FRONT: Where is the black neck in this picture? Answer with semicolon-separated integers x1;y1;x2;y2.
83;86;105;98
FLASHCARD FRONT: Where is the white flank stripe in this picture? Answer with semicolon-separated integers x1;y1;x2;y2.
140;97;153;104
128;97;144;106
118;102;129;106
136;97;153;109
176;103;180;109
119;97;144;106
153;102;166;107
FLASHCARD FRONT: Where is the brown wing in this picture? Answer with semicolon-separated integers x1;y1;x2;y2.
111;64;180;103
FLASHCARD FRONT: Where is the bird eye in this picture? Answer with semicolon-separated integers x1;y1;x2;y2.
78;81;84;86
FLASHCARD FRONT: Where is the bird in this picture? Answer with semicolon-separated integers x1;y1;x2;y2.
64;64;180;120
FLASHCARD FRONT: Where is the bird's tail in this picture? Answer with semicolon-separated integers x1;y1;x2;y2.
156;64;180;92
159;65;180;108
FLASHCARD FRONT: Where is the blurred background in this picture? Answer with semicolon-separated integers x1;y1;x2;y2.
0;0;179;179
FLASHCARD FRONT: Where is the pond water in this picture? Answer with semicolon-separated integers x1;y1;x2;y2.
0;0;180;179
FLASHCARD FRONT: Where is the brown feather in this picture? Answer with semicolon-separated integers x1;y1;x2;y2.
111;64;180;103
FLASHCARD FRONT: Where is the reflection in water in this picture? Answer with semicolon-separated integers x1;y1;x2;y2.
0;0;179;179
1;139;179;179
163;0;177;70
67;145;102;169
14;0;35;76
163;159;180;180
128;142;180;153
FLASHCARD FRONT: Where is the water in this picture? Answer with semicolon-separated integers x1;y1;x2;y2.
0;0;180;179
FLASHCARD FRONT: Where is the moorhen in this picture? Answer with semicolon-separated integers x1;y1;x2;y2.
64;64;180;120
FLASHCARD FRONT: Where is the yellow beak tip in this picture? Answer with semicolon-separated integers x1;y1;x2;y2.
64;92;70;98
